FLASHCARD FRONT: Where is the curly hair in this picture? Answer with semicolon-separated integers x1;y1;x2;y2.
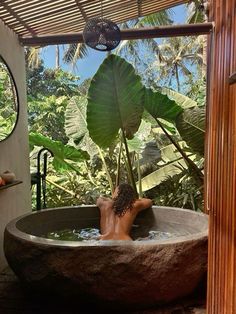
113;183;137;217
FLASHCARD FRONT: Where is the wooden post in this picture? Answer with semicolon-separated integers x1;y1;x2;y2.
206;0;236;313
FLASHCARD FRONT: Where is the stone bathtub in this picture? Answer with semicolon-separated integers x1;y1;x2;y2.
4;205;208;308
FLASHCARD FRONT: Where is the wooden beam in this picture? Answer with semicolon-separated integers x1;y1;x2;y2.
75;0;88;22
137;0;142;17
19;22;214;46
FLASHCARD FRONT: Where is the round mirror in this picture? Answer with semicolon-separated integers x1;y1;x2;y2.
0;56;19;141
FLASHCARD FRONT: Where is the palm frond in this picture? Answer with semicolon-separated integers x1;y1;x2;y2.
27;47;41;69
119;19;139;29
140;9;173;26
179;63;192;76
186;1;205;23
63;43;88;66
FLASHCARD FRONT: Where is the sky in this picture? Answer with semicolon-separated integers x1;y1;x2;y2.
42;4;187;82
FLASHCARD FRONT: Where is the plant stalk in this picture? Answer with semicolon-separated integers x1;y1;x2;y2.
121;146;132;186
121;128;138;197
97;146;114;193
137;153;143;197
46;177;79;199
84;161;98;186
156;118;204;186
115;141;122;187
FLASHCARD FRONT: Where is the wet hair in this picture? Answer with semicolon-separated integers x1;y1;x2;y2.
113;183;137;217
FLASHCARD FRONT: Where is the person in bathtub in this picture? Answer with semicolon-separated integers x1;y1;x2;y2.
96;183;152;240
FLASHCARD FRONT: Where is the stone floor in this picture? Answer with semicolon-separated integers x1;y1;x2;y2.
0;267;206;314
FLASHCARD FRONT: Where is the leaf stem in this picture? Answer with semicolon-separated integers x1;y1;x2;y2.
46;177;79;199
116;141;122;187
97;146;114;193
121;128;138;197
155;118;204;186
137;153;143;197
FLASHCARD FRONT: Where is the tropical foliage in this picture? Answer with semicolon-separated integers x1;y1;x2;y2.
27;62;80;143
28;52;205;211
26;5;207;211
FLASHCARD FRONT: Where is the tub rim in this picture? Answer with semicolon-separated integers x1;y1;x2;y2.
5;205;208;248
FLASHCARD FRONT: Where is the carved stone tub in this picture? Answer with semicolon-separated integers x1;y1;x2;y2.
4;206;208;308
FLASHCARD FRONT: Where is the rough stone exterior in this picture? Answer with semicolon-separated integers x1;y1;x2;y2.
4;231;207;309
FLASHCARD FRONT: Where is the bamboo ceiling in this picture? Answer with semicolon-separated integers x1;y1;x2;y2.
0;0;188;40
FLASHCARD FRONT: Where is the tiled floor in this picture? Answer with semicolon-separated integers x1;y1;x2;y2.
0;267;206;314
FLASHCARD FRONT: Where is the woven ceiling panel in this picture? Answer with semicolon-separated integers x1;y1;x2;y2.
0;0;188;39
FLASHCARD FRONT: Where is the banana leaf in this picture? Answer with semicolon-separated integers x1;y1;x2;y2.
176;106;205;156
140;159;187;192
139;142;194;191
157;143;185;165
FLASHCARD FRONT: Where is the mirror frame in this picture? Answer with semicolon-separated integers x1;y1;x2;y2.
0;54;20;143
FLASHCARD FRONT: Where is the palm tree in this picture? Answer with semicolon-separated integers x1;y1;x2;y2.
141;1;208;92
150;36;204;91
62;10;173;67
186;0;208;76
26;47;42;69
25;46;62;70
116;10;172;57
186;0;207;24
62;43;88;68
26;11;172;70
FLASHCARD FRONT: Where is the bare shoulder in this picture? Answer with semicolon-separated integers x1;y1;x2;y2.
133;198;152;212
96;196;112;209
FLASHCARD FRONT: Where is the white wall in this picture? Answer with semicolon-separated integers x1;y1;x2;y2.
0;21;31;270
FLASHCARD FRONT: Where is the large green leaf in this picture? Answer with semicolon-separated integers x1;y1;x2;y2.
158;143;184;165
139;141;194;191
65;96;98;156
176;106;205;156
127;120;152;153
144;87;183;123
29;132;89;172
140;159;187;192
161;87;197;109
87;55;144;148
65;96;87;143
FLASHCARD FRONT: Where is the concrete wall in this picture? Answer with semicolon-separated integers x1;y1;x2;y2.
0;21;31;270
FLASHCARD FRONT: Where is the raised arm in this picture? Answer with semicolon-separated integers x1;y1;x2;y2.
135;198;153;212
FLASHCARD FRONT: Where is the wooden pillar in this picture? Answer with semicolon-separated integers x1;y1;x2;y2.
206;0;236;313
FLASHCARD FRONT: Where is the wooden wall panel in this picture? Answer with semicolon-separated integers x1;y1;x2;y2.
206;0;236;313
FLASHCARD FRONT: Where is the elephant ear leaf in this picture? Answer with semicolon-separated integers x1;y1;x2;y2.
29;132;89;172
160;87;197;109
176;106;205;156
65;96;87;144
87;54;144;148
144;87;183;123
65;96;98;156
